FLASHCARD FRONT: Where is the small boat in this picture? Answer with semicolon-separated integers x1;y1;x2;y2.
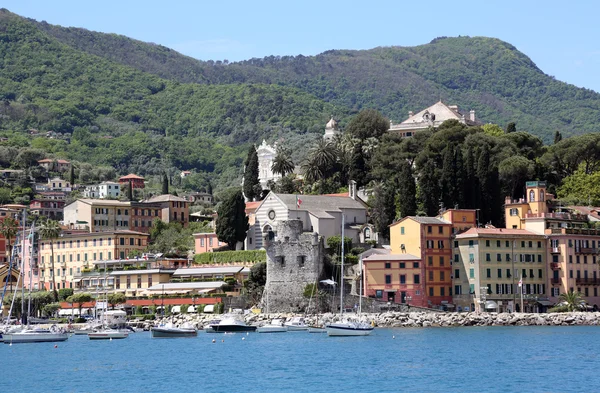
152;322;197;338
211;315;257;333
74;321;103;335
257;319;287;333
284;317;308;331
308;325;327;333
203;319;221;333
325;321;374;336
88;327;129;340
3;326;69;344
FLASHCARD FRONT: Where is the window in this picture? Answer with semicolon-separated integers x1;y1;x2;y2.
529;190;535;202
399;263;405;268
440;271;445;281
576;256;580;264
454;269;460;279
385;275;392;284
506;241;510;248
469;284;475;294
469;268;475;279
200;238;205;247
537;241;542;248
429;287;434;296
126;275;131;289
438;226;443;234
454;241;458;248
137;275;142;288
569;255;573;264
438;240;444;249
486;253;491;262
509;208;518;216
469;253;474;263
426;240;434;249
569;270;573;278
486;240;490;247
497;240;501;247
428;257;433;266
385;262;391;269
440;287;445;296
148;275;152;287
427;226;432;234
414;274;420;284
297;256;305;267
486;269;491;278
454;254;459;262
400;227;405;235
400;275;406;284
497;269;502;278
497;254;502;262
429;271;434;281
276;256;285;267
413;262;419;268
528;241;533;248
440;257;444;266
521;241;525;248
455;285;462;295
209;238;213;246
469;240;474;248
130;238;134;246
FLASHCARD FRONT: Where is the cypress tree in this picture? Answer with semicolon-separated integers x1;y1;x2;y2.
162;173;169;195
418;157;440;216
440;144;456;210
454;148;466;209
397;161;417;217
506;122;516;133
243;146;259;201
69;165;75;185
216;190;249;250
554;130;563;144
127;180;133;201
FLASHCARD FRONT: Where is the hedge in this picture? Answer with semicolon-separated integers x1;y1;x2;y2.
194;250;266;264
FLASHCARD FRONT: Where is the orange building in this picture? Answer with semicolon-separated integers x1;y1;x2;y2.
194;233;226;253
118;173;145;189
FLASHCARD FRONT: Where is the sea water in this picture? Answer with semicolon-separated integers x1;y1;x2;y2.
4;326;599;393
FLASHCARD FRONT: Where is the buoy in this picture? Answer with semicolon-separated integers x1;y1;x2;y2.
242;337;245;340
212;339;216;343
221;339;224;343
54;345;58;348
246;332;249;336
110;338;113;341
392;336;395;339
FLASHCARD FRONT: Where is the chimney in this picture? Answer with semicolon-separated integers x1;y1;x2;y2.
449;105;458;112
349;180;357;200
408;111;414;118
470;110;476;122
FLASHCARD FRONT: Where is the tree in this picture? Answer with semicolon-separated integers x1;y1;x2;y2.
346;109;389;140
482;124;504;137
554;130;563;144
369;182;396;241
506;122;516;133
243;146;260;201
162;173;169;195
271;146;295;177
39;219;62;301
559;290;585;312
216;189;249;250
107;293;127;310
417;155;440;216
58;288;74;302
69;165;75;185
66;293;92;317
499;156;534;200
127;180;133;201
243;261;266;304
397;161;417;218
0;188;11;205
301;139;338;184
0;217;19;263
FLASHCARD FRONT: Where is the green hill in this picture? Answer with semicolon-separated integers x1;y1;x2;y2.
31;17;600;142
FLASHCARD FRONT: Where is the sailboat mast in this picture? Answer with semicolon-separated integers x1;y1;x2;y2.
340;214;344;315
20;209;27;325
27;223;35;323
359;255;362;314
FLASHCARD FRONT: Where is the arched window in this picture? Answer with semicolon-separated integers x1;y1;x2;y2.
364;228;371;239
540;190;545;202
529;190;535;202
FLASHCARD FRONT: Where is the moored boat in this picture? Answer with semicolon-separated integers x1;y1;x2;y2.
3;326;69;344
203;319;221;333
211;315;256;333
152;322;197;338
284;317;308;331
257;319;287;333
325;321;374;336
88;328;129;340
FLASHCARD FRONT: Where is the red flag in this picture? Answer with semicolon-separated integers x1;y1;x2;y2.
518;277;522;287
297;197;302;208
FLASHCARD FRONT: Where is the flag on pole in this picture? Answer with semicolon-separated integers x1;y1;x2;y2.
518;277;523;287
296;195;302;208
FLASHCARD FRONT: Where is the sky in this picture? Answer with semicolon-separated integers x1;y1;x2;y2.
4;0;600;92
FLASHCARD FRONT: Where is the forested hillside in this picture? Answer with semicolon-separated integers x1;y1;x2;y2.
32;16;600;142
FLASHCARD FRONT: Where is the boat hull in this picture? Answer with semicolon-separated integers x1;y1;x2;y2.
326;324;374;336
308;327;327;333
257;326;287;333
151;328;197;338
3;332;69;343
88;331;129;340
212;325;257;333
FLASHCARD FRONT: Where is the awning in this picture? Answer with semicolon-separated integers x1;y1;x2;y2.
187;305;197;313
203;305;214;313
171;306;181;313
73;278;82;283
384;289;396;292
537;300;554;306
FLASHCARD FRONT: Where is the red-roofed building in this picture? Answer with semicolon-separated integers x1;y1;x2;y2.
118;174;145;189
38;158;71;172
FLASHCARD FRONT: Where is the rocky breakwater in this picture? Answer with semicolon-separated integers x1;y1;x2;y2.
151;311;600;330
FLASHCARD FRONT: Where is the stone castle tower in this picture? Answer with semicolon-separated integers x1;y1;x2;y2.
264;220;324;312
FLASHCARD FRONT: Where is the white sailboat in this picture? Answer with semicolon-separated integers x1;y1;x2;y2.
326;214;373;337
88;262;128;340
3;220;69;344
257;289;287;333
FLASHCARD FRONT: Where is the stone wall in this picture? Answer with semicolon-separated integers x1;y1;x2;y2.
264;220;324;312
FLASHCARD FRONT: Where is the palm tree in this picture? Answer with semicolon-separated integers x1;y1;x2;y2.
559;290;586;312
302;139;338;183
0;217;19;264
39;219;62;302
271;146;295;177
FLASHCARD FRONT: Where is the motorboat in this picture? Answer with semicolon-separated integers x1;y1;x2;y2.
257;319;287;333
203;319;221;333
152;322;197;338
325;321;374;336
3;326;69;344
88;327;129;340
73;321;103;335
211;315;256;333
284;317;308;331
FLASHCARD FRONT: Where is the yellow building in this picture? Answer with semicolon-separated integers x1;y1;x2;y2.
38;230;149;291
389;210;476;308
63;199;133;232
454;228;548;313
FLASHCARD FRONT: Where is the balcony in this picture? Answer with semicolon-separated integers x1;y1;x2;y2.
574;248;599;255
547;227;600;235
575;278;600;285
550;247;560;254
551;278;561;285
550;263;561;270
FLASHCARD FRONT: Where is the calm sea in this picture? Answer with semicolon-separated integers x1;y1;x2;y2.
4;326;599;393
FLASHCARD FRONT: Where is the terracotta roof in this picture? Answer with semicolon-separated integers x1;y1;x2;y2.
145;194;187;203
245;201;261;212
455;227;543;239
322;192;349;197
119;174;145;180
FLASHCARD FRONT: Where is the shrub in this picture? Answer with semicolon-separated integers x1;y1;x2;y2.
548;305;569;313
350;247;365;256
75;317;86;323
180;304;189;314
193;250;266;264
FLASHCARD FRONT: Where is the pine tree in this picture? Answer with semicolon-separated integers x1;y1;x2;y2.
69;165;75;185
216;190;249;250
162;173;169;195
369;182;396;241
454;148;466;208
418;157;440;216
506;122;516;133
349;142;368;188
243;146;259;201
440;144;456;210
397;161;417;218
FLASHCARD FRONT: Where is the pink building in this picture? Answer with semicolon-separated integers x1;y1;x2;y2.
194;233;226;253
